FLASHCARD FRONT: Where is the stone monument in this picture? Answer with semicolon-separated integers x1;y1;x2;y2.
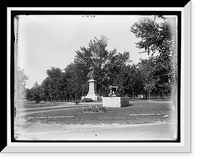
108;85;118;97
84;79;98;101
83;65;98;101
102;85;129;107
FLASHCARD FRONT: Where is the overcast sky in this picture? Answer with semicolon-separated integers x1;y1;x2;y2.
17;15;150;88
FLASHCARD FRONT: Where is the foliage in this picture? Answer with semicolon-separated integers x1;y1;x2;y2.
130;17;173;57
74;36;132;97
15;67;29;100
41;67;62;101
130;17;174;98
26;82;44;103
82;105;107;113
27;24;175;102
137;57;156;98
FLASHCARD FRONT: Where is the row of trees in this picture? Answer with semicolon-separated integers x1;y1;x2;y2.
24;16;176;103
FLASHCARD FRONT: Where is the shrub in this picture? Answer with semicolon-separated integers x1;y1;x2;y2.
81;98;93;102
82;105;107;113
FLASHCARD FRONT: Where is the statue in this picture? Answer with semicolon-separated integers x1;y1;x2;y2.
84;65;98;101
108;85;118;97
87;47;98;79
87;66;94;79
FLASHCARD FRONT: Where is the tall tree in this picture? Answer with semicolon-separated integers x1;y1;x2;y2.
138;57;157;99
74;36;132;97
25;88;33;101
42;67;62;101
41;77;53;101
130;17;174;99
130;17;173;58
74;36;109;96
31;82;44;103
128;64;145;98
15;67;29;100
63;63;87;101
105;51;131;95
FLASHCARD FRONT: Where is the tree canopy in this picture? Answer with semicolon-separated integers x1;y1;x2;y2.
25;16;176;102
130;17;173;57
130;16;176;99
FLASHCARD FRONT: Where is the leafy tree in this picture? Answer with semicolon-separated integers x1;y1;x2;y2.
46;67;62;79
15;67;29;100
75;36;109;79
128;64;145;97
31;82;44;103
41;77;53;101
74;36;132;97
25;88;33;101
153;56;172;98
74;36;109;96
57;71;71;101
130;17;173;57
107;51;131;95
42;67;62;101
138;57;157;99
130;17;174;99
64;63;85;101
130;17;173;75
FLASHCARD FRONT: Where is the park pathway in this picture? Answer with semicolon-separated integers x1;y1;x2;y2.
15;121;177;141
17;102;102;116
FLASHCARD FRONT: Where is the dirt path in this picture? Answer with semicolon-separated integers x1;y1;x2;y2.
17;102;102;117
14;121;177;141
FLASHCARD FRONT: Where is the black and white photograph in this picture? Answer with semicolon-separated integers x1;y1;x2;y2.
14;15;178;141
12;11;180;142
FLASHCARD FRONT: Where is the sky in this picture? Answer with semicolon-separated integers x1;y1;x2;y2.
17;15;150;88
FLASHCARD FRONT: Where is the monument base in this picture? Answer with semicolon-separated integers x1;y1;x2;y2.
81;78;98;101
102;97;130;107
83;93;98;101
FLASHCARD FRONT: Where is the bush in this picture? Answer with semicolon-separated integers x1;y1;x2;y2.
82;105;107;113
81;98;93;102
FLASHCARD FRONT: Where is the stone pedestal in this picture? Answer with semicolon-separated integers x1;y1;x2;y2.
102;97;129;107
84;79;98;101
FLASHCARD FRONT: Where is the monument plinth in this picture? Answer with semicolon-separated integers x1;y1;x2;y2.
102;85;130;107
84;79;98;101
102;97;130;107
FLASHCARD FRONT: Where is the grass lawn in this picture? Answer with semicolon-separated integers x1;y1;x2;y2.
23;102;64;108
23;100;176;125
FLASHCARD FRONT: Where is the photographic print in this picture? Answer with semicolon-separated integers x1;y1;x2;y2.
13;13;179;142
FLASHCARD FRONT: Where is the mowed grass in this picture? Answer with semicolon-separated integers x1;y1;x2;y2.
23;102;64;108
24;101;176;125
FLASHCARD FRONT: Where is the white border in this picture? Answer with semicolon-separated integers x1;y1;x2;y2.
8;7;183;11
4;4;191;152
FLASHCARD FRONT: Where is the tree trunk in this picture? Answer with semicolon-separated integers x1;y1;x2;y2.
148;91;150;100
162;92;164;101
